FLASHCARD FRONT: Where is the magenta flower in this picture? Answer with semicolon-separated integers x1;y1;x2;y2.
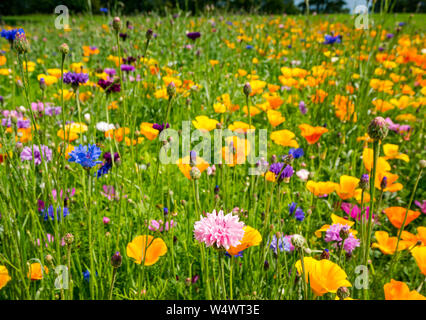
194;209;245;250
341;202;373;221
414;200;426;214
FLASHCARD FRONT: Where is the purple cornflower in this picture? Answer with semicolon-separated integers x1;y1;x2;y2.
98;79;121;93
68;144;102;169
153;123;170;133
20;145;53;165
104;68;116;76
97;152;120;178
120;64;135;72
269;163;294;182
63;72;89;88
299;101;307;114
186;32;201;41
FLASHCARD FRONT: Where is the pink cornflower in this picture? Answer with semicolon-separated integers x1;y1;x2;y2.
194;209;245;250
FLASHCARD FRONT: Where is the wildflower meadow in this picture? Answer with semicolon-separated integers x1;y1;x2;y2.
0;5;425;303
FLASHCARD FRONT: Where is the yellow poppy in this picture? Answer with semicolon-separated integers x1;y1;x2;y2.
295;257;351;296
0;265;11;290
227;226;262;256
127;235;167;266
270;130;299;148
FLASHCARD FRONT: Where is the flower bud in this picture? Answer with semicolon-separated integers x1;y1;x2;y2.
264;260;270;271
64;233;74;245
367;116;388;141
146;28;153;40
337;286;350;300
111;251;122;268
339;228;349;241
167;82;176;98
243;82;252;96
39;78;47;91
59;43;70;56
190;167;201;180
291;234;306;249
359;174;369;191
419;159;426;169
112;17;122;33
380;176;388;190
45;254;54;264
320;248;330;260
14;31;30;54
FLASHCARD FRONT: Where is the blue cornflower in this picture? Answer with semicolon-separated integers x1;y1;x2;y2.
1;28;25;42
96;152;120;178
269;235;293;254
225;251;243;258
83;269;98;282
246;45;253;49
100;7;108;13
42;205;69;221
68;144;102;169
288;202;305;222
288;148;304;159
324;34;342;45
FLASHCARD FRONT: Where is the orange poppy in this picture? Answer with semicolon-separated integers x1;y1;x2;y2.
362;148;391;172
57;129;79;142
374;170;403;192
270;130;299;148
140;122;159;141
105;127;130;143
0;265;11;290
411;246;426;276
384;207;420;229
127;235;167;266
334;175;360;200
176;156;209;180
372;231;412;255
401;227;426;246
28;262;48;280
384;279;426;300
306;180;337;197
298;124;328;145
227;226;262;256
295;257;351;297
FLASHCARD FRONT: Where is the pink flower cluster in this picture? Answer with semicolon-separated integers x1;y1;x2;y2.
148;219;175;232
194;209;245;250
325;223;360;254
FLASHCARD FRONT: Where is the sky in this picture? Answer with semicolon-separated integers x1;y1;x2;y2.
293;0;368;13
